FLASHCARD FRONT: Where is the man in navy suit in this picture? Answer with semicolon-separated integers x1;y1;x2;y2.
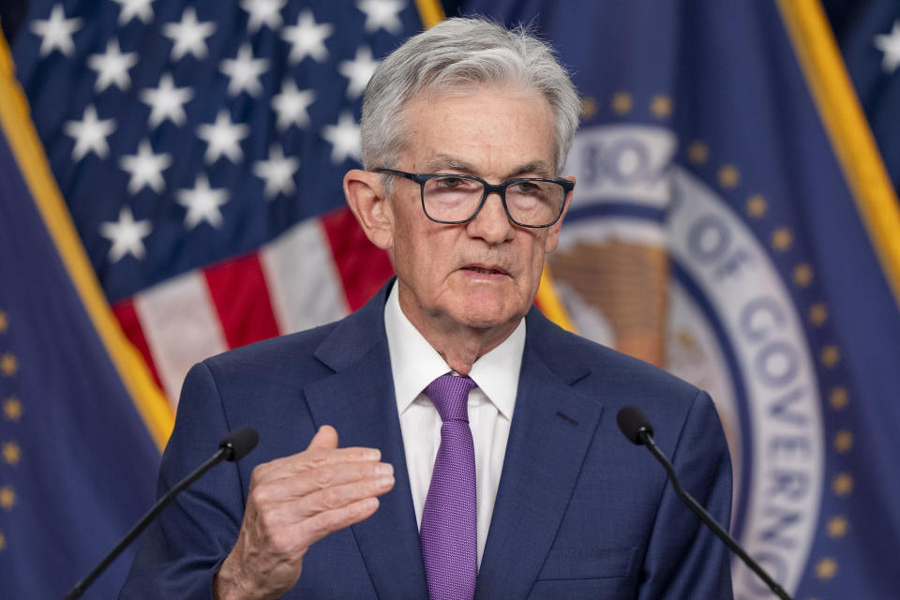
122;17;733;599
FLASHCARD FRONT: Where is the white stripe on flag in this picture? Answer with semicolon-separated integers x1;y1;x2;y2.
134;271;228;405
260;218;349;335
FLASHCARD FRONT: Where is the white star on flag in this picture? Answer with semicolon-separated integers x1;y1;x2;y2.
112;0;155;26
99;207;152;262
176;174;229;229
357;0;404;35
253;144;300;199
220;44;270;97
119;140;173;194
163;7;216;61
63;105;116;161
197;109;250;164
140;73;193;128
282;10;333;63
321;111;361;164
272;79;315;131
241;0;286;33
30;4;82;58
874;19;900;74
87;39;139;93
339;46;378;99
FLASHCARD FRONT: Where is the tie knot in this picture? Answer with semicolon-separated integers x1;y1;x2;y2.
426;374;477;422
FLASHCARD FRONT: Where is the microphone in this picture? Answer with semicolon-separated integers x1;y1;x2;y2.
65;427;259;600
616;406;792;600
616;405;655;444
219;426;260;462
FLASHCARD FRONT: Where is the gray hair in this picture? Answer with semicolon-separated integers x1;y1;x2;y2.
360;17;581;176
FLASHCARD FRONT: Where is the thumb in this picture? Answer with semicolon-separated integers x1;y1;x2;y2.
307;425;339;451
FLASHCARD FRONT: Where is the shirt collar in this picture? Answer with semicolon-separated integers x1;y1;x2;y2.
384;282;524;420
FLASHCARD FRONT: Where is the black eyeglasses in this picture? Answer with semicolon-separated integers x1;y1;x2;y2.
374;168;572;229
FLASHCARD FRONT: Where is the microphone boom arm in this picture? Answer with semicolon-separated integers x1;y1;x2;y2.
65;426;258;600
65;448;229;600
639;430;793;600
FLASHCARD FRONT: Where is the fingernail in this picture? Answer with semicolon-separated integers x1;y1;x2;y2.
375;462;393;476
366;448;382;461
378;475;394;488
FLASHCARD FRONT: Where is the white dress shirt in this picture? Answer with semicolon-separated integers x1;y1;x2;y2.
383;284;524;568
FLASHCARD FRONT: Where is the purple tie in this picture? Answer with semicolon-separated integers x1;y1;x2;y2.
420;374;478;600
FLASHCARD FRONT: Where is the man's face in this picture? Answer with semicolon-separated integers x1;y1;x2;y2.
385;86;570;339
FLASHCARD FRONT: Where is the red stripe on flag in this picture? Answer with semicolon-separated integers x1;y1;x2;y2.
321;208;394;311
204;254;281;349
112;300;165;392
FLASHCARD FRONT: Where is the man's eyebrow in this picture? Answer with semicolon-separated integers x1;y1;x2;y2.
424;155;475;172
424;156;555;178
508;160;555;178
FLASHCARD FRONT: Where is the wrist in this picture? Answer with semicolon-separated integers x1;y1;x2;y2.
213;553;255;600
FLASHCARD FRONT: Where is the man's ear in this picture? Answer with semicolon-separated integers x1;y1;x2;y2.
344;169;394;250
544;175;575;253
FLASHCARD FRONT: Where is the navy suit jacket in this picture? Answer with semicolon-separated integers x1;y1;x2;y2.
122;281;734;599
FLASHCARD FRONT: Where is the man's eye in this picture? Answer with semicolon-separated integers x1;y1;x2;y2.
436;176;468;189
434;176;483;193
513;181;540;193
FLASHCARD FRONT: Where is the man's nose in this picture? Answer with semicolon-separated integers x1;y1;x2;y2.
466;191;514;243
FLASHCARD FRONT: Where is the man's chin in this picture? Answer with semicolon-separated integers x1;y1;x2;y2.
451;297;526;331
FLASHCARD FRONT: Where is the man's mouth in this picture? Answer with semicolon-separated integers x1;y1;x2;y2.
461;265;509;276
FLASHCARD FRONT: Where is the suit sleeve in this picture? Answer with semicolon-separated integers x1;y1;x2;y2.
637;390;734;599
119;362;244;600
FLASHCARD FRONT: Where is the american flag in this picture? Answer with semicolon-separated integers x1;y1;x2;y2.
12;0;437;404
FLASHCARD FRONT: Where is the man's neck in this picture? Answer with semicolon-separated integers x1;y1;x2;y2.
422;322;517;376
397;294;521;377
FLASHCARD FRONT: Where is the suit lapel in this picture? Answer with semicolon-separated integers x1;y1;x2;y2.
303;287;428;599
476;313;604;599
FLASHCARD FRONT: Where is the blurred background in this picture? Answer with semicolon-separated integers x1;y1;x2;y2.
1;0;898;597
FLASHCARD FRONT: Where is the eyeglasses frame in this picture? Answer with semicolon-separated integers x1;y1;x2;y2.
373;168;573;229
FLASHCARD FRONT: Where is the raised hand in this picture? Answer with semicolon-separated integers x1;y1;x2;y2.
214;426;394;600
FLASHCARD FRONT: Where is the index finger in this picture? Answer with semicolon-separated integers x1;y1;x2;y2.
254;445;383;484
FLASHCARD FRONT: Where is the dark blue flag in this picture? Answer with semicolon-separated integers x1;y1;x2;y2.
458;0;900;597
0;32;172;599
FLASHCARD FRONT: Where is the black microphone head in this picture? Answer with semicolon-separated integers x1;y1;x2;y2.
617;406;654;445
219;427;259;462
